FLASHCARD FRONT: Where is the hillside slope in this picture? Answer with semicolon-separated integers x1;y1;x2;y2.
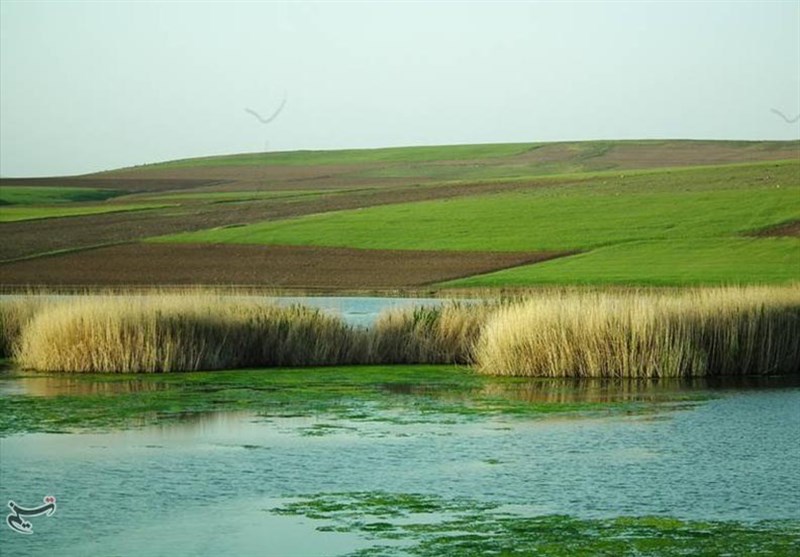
1;140;797;290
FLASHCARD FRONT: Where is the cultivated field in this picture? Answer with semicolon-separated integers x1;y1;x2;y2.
0;203;172;223
0;139;797;290
0;244;569;289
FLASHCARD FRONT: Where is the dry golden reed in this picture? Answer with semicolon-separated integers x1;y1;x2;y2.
0;296;53;357
12;293;365;372
4;286;799;376
474;287;800;377
368;301;498;364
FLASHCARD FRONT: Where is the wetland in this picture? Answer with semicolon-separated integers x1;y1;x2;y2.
1;366;798;556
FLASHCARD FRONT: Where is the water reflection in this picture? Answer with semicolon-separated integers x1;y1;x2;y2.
479;375;800;404
1;375;168;397
5;371;798;403
378;375;800;404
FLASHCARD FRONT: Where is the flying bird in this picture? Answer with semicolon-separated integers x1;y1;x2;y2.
770;108;800;124
245;97;287;125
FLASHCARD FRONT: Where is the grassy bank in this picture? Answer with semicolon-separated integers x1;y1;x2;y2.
2;286;798;376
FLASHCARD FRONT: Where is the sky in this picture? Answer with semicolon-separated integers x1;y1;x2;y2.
1;0;798;177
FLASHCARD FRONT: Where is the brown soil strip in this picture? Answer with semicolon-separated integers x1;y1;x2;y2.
748;220;800;238
0;244;573;289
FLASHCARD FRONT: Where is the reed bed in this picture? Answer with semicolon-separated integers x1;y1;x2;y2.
0;296;53;358
474;287;800;377
3;286;798;376
12;293;366;372
367;301;499;364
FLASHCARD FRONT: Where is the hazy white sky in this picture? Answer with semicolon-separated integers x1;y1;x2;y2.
1;0;798;177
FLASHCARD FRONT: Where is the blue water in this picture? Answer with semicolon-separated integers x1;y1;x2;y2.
266;296;448;327
1;382;798;556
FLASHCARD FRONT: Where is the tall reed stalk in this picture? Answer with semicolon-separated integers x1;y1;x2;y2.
13;294;366;372
368;301;498;364
4;287;798;376
473;287;800;377
0;296;52;358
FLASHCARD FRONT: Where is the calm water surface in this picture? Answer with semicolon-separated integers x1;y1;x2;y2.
0;295;450;329
267;296;449;327
1;375;798;556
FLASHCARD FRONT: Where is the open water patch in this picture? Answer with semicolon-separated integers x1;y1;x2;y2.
1;381;798;555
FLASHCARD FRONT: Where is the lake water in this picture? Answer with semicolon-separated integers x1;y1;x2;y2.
0;295;450;329
1;373;798;556
266;296;449;327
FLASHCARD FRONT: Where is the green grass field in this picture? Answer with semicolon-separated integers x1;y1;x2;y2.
0;203;173;223
151;161;800;285
156;182;797;251
446;239;799;286
0;186;120;205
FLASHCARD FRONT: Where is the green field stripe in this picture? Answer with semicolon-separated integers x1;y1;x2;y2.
442;239;800;287
0;203;174;223
0;186;121;206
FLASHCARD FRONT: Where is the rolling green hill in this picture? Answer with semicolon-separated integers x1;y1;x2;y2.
151;160;800;286
2;140;798;288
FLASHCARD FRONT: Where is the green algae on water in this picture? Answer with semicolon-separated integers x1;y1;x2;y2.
272;492;800;557
0;365;722;435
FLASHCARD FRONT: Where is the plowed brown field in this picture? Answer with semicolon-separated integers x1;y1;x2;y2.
0;243;573;289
